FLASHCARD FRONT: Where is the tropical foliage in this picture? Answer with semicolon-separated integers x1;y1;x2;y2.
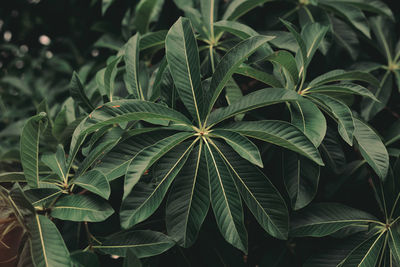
0;0;399;266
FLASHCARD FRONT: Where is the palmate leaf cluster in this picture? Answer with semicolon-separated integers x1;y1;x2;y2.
0;0;400;266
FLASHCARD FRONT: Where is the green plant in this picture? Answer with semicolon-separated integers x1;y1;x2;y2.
1;0;399;266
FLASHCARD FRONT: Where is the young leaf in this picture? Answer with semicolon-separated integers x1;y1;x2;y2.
69;72;95;112
104;56;122;101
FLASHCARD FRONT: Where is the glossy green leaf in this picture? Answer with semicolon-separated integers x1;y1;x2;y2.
123;132;194;199
28;214;72;267
214;20;258;39
306;83;378;101
211;140;289;240
166;142;210;247
41;145;67;183
204;140;248;253
289;100;327;147
207;35;274;116
212;129;263;167
51;194;114;222
120;140;196;228
207;88;302;126
309;69;380;88
72;170;110;199
353;118;389;180
222;120;323;165
134;0;163;34
265;50;299;85
166;17;206;125
310;94;355;146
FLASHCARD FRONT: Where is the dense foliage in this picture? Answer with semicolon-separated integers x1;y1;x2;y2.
1;0;400;266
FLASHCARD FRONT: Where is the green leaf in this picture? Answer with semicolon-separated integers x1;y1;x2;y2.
370;16;393;62
125;33;144;99
51;194;114;222
290;203;378;237
338;231;385;266
204;140;248;253
222;120;324;165
72;170;110;199
20;112;47;188
280;19;307;73
41;145;67;183
289;100;327;147
265;50;299;85
283;150;320;210
389;228;400;264
301;23;329;65
69;72;95;113
384;120;400;146
104;56;122;101
353;118;389;180
101;0;114;15
123;132;194;199
0;172;26;182
134;0;163;34
200;0;218;39
222;0;272;21
207;88;302;127
207;35;274;116
211;140;289;240
321;2;370;38
120;140;196;228
306;83;378;101
28;214;72;267
310;94;355;146
123;249;142;267
93;230;175;258
166;17;206;126
235;65;283;88
71;251;100;267
214;20;259;39
212;129;263;167
334;0;394;20
308;69;380;88
166;142;210;247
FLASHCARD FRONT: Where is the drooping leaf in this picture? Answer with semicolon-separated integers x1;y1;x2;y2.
308;69;380;88
306;83;378;101
235;65;283;88
222;0;272;21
